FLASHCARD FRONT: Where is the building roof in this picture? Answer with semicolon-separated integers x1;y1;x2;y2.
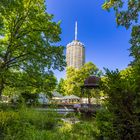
82;76;100;88
62;95;80;99
67;40;84;47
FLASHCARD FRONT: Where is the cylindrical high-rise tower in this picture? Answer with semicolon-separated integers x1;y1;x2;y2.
66;22;85;69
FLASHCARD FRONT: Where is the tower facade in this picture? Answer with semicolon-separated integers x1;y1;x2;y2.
66;22;85;69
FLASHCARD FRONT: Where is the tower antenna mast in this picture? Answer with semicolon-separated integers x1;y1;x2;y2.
75;21;78;40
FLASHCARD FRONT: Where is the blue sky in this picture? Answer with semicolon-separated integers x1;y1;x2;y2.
45;0;132;81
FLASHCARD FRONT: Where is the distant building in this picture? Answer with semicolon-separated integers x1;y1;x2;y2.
66;22;85;69
38;93;49;104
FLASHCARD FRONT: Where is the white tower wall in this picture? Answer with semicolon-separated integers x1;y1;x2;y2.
66;40;85;69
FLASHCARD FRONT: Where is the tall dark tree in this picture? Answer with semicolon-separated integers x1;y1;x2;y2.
0;0;66;97
99;67;140;139
97;1;140;139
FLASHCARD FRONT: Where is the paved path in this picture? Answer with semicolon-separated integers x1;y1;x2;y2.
35;107;75;114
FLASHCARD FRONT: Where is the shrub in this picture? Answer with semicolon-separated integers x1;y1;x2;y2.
99;68;140;139
0;107;59;140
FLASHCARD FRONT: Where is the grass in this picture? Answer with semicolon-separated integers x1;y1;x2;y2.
0;103;101;140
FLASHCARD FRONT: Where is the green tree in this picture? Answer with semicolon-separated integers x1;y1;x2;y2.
99;67;140;139
0;0;66;97
64;67;79;95
56;78;65;95
88;1;140;139
64;62;101;96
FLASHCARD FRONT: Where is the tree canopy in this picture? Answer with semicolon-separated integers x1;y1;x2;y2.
0;0;66;96
97;1;140;139
99;67;140;139
63;62;102;96
56;78;65;95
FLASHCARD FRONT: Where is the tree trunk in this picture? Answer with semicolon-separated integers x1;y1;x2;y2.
88;97;91;104
0;79;4;99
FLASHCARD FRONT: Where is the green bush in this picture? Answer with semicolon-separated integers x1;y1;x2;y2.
0;107;59;140
95;108;115;139
0;105;101;140
0;111;18;139
99;68;140;139
19;108;58;130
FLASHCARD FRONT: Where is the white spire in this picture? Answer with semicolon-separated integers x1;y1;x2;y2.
75;21;78;40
